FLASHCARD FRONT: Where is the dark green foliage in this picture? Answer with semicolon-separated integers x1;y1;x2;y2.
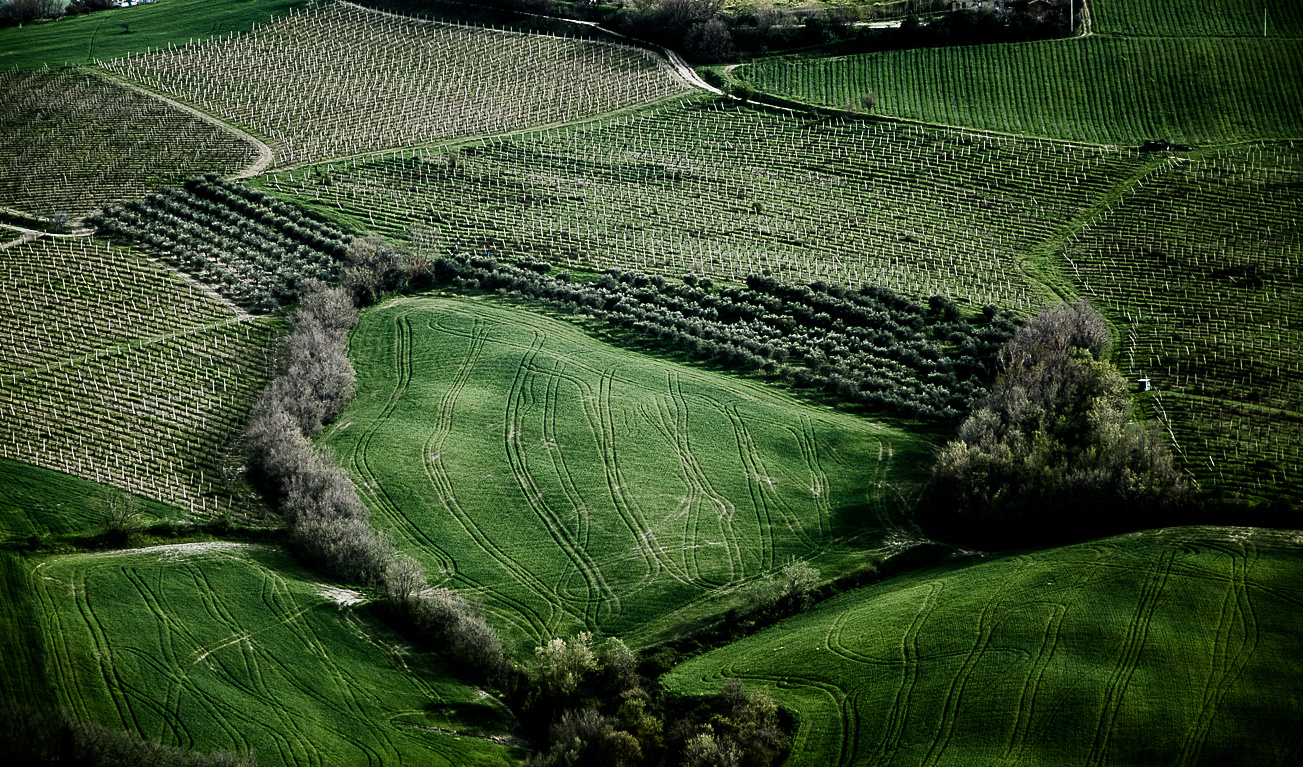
931;301;1188;544
89;176;350;312
521;636;790;767
432;255;1018;420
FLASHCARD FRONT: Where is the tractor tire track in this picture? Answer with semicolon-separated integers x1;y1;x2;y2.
872;581;942;764
1176;545;1261;765
503;329;619;628
1085;548;1177;767
418;314;560;636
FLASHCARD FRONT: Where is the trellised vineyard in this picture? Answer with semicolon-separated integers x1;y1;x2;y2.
258;97;1150;313
0;237;274;518
92;176;352;312
101;1;692;167
1062;143;1303;503
0;69;256;217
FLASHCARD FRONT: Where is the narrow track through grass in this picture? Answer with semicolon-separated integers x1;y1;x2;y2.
30;543;521;766
321;296;933;647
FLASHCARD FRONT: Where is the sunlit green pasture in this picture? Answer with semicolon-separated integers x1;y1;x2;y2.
664;526;1303;766
0;0;305;71
322;297;933;648
32;543;519;766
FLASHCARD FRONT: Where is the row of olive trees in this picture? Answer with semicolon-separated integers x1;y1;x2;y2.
244;273;506;681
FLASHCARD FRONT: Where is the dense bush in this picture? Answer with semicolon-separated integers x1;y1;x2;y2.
520;636;790;767
431;254;1019;420
929;301;1189;544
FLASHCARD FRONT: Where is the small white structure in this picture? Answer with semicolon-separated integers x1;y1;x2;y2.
1137;377;1152;392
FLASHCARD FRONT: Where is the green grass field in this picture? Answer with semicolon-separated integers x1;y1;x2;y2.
0;0;305;71
31;543;520;765
741;36;1303;146
0;458;181;544
663;525;1303;766
321;296;933;647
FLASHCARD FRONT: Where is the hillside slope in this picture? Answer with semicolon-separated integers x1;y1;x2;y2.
664;525;1303;766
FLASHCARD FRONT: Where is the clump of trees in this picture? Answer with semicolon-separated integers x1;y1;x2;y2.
929;301;1189;545
518;634;790;767
244;277;507;682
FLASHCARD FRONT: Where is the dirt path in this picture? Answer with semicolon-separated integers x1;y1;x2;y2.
82;67;274;179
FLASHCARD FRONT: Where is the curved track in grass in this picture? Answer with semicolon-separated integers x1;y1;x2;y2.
663;526;1303;766
321;297;933;647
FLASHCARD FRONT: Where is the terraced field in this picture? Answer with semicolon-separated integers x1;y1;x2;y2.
259;96;1155;312
321;297;931;646
0;69;256;217
0;236;274;519
31;543;520;766
103;1;691;167
664;526;1303;766
1062;143;1303;503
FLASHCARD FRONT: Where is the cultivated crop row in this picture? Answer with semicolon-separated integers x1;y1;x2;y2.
92;175;352;312
260;97;1149;312
0;69;255;217
1062;144;1303;503
1090;0;1303;38
0;237;274;518
102;1;691;167
743;37;1303;146
431;254;1020;420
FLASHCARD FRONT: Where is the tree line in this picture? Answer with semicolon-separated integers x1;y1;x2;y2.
925;301;1190;546
431;252;1019;420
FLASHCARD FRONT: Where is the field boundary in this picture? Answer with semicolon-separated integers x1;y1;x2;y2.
83;67;273;178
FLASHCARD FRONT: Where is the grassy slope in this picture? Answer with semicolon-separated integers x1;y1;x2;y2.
0;0;305;71
0;552;52;706
664;526;1303;766
740;0;1303;146
321;296;933;648
0;458;181;543
743;37;1303;146
32;543;520;766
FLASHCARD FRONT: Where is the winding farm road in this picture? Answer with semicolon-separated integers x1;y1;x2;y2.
84;67;274;179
